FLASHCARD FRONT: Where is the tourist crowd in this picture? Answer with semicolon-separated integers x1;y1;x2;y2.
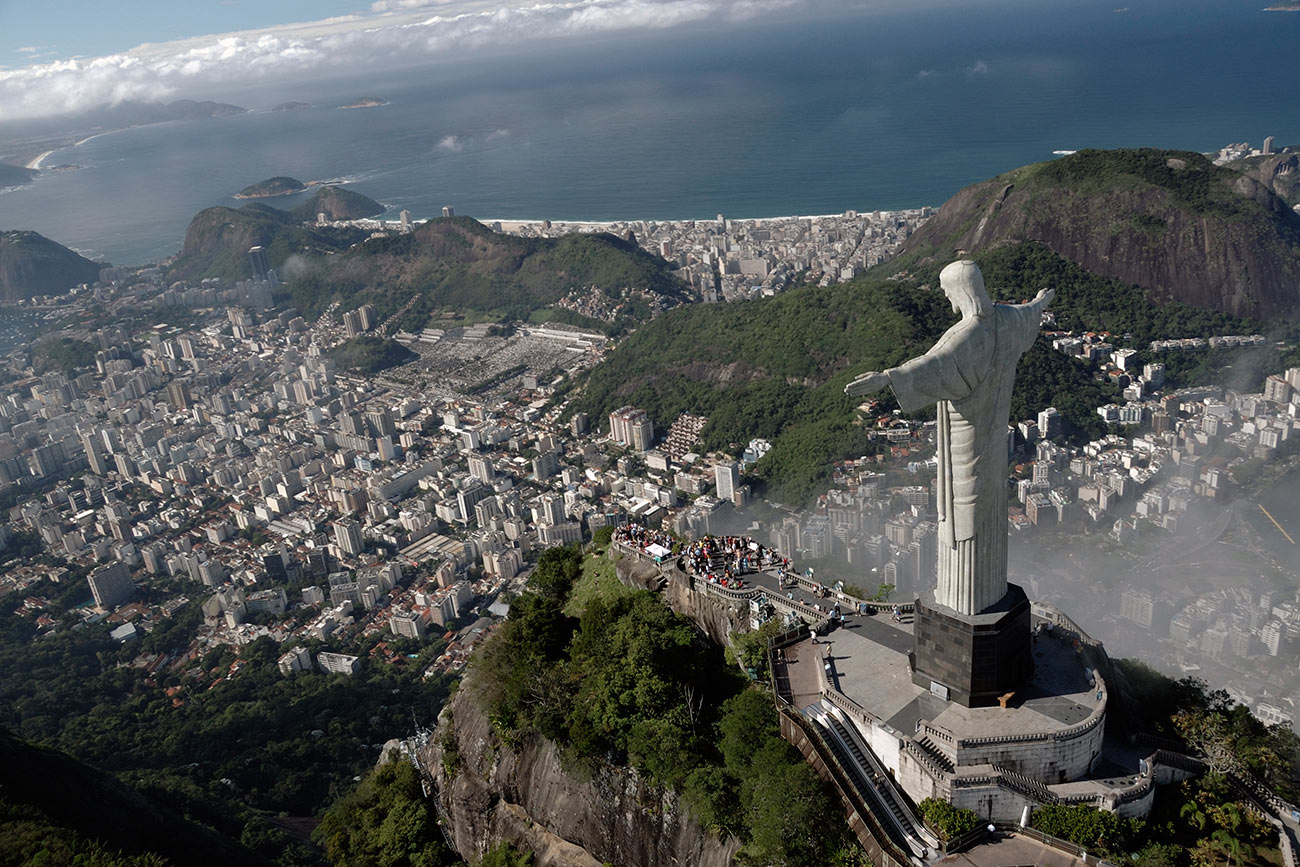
685;535;788;584
612;523;678;556
612;525;792;591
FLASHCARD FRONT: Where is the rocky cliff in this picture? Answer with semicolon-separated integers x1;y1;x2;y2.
423;551;748;867
0;229;102;299
426;683;739;867
612;552;748;648
895;148;1300;319
1228;152;1300;208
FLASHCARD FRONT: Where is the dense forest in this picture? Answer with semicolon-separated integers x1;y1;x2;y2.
324;335;417;374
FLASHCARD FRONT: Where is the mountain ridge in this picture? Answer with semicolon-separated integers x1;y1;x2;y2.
0;229;103;299
891;148;1300;319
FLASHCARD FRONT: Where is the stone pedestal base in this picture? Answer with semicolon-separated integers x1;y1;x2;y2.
910;583;1033;707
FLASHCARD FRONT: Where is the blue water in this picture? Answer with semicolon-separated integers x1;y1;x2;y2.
0;0;1296;266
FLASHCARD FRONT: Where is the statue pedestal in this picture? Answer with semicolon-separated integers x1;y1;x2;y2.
910;584;1034;707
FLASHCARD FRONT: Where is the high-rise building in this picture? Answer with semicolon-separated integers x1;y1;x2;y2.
167;380;193;409
1263;135;1275;155
532;449;560;480
442;205;455;218
278;646;314;675
400;210;412;231
608;406;654;451
81;432;110;476
1262;620;1284;656
334;518;364;557
1118;587;1154;627
343;309;364;338
715;461;740;502
358;304;376;332
1037;407;1062;440
365;408;395;438
468;453;495;483
1264;375;1291;405
390;611;426;640
537;493;566;526
248;246;270;279
317;651;361;675
88;562;134;610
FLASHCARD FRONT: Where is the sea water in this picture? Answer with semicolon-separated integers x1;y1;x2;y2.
0;0;1295;266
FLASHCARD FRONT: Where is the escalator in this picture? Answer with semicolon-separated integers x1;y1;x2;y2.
806;702;938;861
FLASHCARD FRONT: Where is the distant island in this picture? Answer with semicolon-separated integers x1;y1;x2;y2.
233;176;309;199
271;101;313;111
338;97;389;109
1264;2;1300;9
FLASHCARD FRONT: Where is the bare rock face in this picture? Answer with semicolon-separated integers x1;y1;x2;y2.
427;685;739;867
1231;152;1300;207
897;148;1300;320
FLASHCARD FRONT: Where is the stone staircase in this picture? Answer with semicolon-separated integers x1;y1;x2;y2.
914;737;955;774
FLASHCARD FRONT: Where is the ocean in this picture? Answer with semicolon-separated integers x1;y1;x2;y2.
0;0;1296;267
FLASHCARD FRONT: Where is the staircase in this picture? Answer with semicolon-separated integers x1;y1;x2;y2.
914;737;955;774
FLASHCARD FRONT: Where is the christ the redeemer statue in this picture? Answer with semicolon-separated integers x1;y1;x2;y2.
846;260;1052;617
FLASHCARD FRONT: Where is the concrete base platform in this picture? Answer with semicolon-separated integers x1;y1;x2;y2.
912;584;1034;707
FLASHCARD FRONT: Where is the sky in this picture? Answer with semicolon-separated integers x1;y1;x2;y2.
0;0;840;122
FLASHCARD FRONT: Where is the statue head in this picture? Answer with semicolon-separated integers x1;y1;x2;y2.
940;259;993;320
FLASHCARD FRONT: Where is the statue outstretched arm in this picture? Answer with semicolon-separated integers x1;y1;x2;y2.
845;318;985;408
845;370;890;397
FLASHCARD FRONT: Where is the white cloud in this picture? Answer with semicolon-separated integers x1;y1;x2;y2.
486;128;510;141
0;0;805;122
965;59;989;76
370;0;443;10
437;134;464;151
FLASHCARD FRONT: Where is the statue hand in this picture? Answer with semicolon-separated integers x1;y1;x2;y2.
1034;287;1055;306
845;371;889;396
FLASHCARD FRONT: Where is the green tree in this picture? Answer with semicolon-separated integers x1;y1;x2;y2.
916;798;980;841
478;842;532;867
315;760;462;867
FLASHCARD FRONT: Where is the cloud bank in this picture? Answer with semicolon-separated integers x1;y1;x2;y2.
0;0;801;122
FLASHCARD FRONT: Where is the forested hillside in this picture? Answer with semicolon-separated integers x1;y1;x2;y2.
464;545;855;866
283;217;691;334
566;242;1298;505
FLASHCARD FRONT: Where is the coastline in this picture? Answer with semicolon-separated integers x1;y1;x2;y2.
480;212;908;233
24;131;114;171
24;151;55;171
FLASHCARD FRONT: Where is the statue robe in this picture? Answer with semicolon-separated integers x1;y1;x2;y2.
885;300;1044;615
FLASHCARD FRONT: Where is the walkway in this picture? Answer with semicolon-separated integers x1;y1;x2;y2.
937;834;1091;867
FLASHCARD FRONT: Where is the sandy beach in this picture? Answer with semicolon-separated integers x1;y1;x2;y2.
23;131;114;170
24;151;55;171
